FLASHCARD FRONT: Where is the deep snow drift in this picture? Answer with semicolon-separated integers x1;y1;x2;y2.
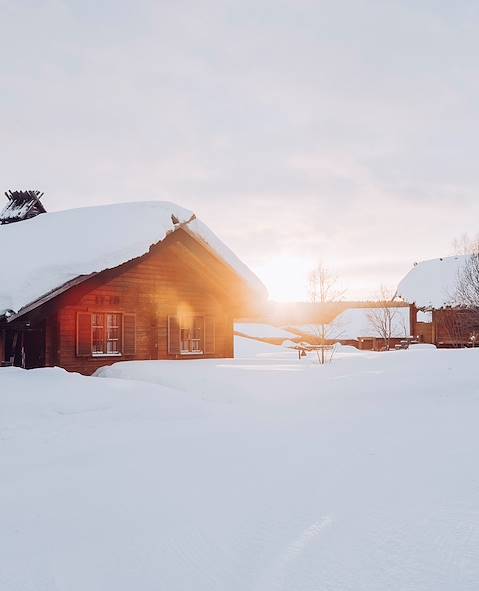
2;347;479;590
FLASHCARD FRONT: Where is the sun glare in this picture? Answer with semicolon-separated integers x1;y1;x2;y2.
255;255;314;302
256;255;374;302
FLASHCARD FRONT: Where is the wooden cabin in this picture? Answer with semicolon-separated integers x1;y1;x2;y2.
398;255;479;347
0;201;266;374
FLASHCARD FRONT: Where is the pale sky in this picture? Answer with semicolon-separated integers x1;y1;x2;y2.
2;1;479;301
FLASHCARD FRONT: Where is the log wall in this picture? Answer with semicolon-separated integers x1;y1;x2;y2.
54;240;234;375
433;309;479;347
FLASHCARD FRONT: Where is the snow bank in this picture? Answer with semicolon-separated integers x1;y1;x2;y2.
234;322;296;340
333;342;363;354
233;335;300;360
3;349;479;590
397;255;466;309
0;201;266;315
409;343;437;350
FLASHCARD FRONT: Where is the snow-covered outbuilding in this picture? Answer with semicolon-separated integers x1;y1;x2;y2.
0;201;267;373
333;306;410;348
397;256;479;347
289;305;411;350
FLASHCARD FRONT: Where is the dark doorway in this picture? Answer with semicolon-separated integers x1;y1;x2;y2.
24;324;46;369
5;323;46;369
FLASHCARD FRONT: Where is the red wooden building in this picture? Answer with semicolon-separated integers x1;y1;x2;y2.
0;199;266;374
397;256;479;347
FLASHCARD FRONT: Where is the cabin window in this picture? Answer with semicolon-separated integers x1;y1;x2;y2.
168;315;215;355
106;313;121;354
180;317;203;354
92;312;122;356
77;311;136;358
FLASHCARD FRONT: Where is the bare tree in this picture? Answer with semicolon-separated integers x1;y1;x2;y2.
452;233;479;256
366;286;399;351
457;251;479;309
308;263;345;364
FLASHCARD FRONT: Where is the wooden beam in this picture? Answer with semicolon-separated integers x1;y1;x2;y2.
410;304;417;338
0;328;5;363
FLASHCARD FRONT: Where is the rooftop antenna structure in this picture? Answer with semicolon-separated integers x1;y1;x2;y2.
0;190;46;224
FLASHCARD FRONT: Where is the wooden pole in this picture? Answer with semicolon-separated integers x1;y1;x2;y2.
0;329;5;363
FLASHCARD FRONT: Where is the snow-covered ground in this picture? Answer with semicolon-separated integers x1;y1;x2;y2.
234;335;300;359
2;346;479;590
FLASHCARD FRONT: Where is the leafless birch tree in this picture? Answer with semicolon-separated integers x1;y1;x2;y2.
366;286;400;351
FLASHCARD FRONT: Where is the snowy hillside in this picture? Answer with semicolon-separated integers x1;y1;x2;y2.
2;348;479;590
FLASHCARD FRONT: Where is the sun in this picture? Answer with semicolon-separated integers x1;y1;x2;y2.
254;255;314;302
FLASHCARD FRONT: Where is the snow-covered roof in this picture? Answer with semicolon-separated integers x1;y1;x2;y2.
396;255;466;309
0;201;266;318
291;306;411;340
234;323;296;341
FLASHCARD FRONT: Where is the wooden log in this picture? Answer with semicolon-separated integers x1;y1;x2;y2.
0;329;5;362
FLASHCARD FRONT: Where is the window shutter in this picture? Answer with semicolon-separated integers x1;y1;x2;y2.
123;314;136;356
168;316;180;354
204;317;215;354
76;313;92;357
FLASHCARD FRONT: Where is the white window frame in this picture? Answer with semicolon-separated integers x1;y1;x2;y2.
180;317;203;355
92;312;123;357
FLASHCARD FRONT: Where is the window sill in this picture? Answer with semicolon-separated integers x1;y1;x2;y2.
180;351;204;355
92;353;122;358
